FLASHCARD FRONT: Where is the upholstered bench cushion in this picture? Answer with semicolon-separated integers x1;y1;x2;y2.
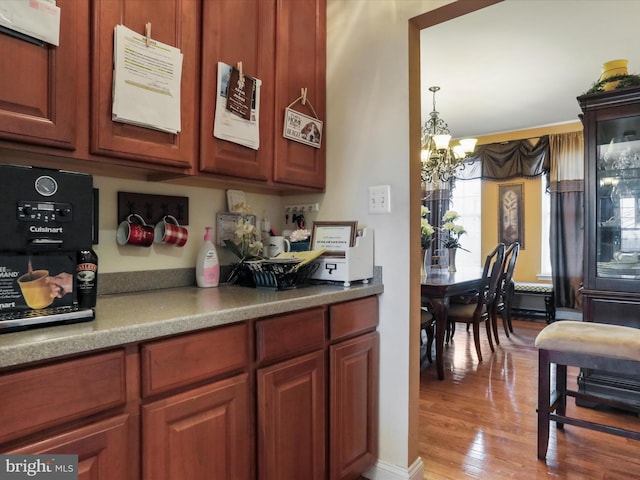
515;282;553;294
535;320;640;362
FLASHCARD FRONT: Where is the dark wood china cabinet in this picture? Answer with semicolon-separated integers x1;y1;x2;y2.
579;86;640;407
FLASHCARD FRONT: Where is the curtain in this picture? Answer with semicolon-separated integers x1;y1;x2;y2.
549;132;584;310
421;183;450;253
456;136;549;181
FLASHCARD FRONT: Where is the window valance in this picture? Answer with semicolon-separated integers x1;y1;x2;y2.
457;136;550;180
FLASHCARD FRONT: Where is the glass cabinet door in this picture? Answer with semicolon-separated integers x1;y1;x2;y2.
596;115;640;279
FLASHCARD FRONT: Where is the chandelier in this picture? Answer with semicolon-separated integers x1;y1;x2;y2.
421;86;477;183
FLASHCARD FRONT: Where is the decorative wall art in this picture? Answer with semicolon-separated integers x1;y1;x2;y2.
498;183;524;248
216;212;256;247
283;88;323;148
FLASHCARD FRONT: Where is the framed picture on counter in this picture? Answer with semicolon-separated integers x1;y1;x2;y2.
311;221;357;254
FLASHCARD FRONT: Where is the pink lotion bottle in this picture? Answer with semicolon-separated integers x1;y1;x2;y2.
196;227;220;287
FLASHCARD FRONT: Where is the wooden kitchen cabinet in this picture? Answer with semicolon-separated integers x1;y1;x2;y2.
140;323;248;397
330;333;379;480
256;298;378;480
272;0;327;189
329;297;379;480
578;86;640;407
0;0;78;150
0;0;325;190
140;323;251;480
199;0;326;190
91;0;200;170
0;294;379;480
0;349;136;480
257;350;326;480
199;0;275;181
0;350;127;444
255;308;327;480
9;414;136;480
143;374;251;480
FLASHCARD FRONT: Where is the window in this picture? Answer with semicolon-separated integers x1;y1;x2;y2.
450;178;481;269
620;196;640;250
540;179;552;277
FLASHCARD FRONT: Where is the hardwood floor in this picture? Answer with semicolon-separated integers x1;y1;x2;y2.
419;318;640;479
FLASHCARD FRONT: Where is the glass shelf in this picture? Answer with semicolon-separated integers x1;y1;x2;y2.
595;116;640;276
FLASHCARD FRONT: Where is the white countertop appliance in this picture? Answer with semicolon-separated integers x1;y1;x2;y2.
311;227;374;287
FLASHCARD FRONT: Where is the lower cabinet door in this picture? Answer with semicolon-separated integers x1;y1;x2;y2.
8;414;135;480
257;350;326;480
142;373;250;480
330;332;379;480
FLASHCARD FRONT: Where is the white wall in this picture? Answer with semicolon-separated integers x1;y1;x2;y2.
92;175;285;272
326;1;450;478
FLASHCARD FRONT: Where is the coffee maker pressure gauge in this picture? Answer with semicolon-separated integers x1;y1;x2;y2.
35;175;58;196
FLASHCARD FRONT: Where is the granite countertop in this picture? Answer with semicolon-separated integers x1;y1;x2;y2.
0;282;383;369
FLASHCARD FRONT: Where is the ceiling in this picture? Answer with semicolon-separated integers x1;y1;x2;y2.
420;0;640;140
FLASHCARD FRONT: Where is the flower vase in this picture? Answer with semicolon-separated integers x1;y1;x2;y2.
448;248;457;273
422;249;430;277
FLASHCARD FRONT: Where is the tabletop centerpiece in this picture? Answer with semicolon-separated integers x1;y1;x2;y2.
440;210;467;272
224;219;264;285
289;227;312;252
421;206;435;275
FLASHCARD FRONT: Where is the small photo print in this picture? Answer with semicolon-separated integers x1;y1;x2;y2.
283;108;323;148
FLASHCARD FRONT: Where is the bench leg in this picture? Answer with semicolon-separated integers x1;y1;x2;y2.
544;292;556;324
537;349;551;460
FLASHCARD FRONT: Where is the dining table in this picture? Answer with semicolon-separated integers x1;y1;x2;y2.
421;268;483;380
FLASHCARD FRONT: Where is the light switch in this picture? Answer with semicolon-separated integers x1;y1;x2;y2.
368;185;391;214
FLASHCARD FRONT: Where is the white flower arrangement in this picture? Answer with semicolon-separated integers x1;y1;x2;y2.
440;210;467;250
289;228;311;242
224;219;263;260
421;206;434;250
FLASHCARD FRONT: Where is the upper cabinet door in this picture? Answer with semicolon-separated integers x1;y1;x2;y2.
91;0;199;171
0;0;77;150
272;0;326;189
199;0;275;181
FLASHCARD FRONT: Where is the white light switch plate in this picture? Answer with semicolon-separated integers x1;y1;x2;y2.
368;185;391;214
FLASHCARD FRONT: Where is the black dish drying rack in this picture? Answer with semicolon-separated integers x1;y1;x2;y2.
227;259;319;290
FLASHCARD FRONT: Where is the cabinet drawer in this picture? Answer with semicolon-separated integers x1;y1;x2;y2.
0;350;127;444
142;323;248;397
329;296;379;341
256;308;326;364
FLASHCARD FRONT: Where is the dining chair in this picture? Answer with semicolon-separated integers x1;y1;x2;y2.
420;307;435;365
447;243;506;362
491;242;520;344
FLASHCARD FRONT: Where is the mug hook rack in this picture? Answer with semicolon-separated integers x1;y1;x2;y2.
117;192;189;226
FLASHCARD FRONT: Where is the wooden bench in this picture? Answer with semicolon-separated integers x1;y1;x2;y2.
535;321;640;460
514;282;555;323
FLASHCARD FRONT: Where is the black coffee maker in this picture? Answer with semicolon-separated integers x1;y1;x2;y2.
0;164;98;332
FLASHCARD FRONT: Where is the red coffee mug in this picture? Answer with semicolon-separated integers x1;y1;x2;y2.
154;215;188;247
117;213;154;247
